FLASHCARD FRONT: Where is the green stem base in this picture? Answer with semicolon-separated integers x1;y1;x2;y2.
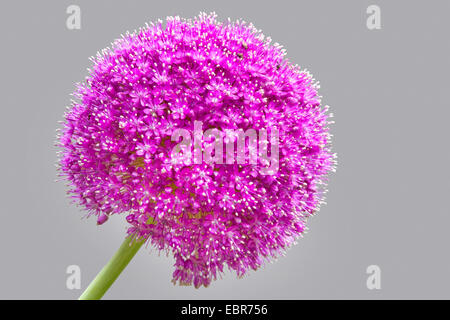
79;235;145;300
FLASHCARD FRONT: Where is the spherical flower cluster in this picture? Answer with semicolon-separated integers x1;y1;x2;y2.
58;13;336;288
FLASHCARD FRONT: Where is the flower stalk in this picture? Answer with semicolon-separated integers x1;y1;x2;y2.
79;235;145;300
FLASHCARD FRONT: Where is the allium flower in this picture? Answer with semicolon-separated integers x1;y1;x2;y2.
58;12;336;293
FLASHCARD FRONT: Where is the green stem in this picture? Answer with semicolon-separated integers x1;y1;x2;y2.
79;235;145;300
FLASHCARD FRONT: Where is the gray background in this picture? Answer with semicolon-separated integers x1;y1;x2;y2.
0;0;449;299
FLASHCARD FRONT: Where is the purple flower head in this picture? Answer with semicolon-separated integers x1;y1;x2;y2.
58;13;336;288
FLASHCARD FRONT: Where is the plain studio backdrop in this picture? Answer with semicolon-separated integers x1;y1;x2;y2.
0;0;448;299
